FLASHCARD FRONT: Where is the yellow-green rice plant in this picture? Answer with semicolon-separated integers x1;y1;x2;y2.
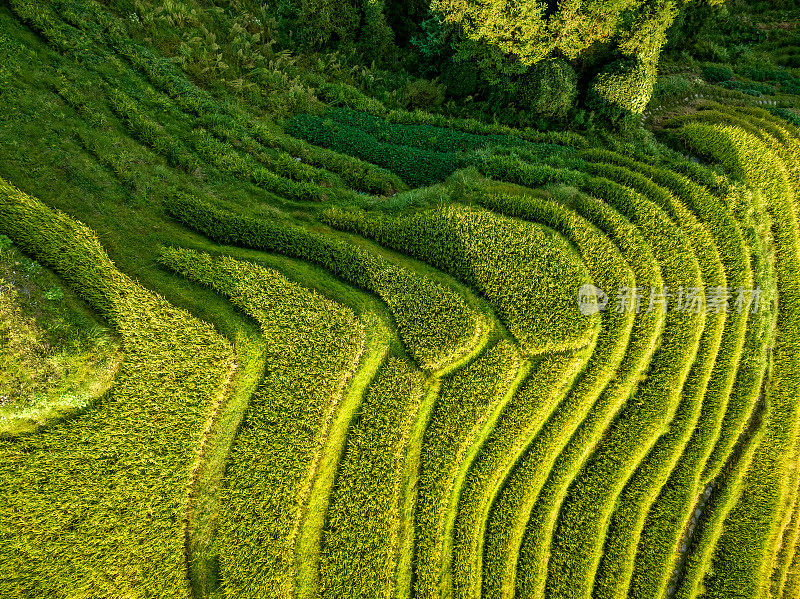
676;120;800;599
672;182;777;599
449;181;633;599
323;203;600;356
413;339;528;599
159;246;366;599
582;152;759;599
479;185;665;599
0;177;234;598
165;194;485;372
515;176;704;599
319;357;427;599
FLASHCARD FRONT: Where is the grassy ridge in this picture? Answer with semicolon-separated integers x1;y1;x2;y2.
674;389;770;599
0;240;121;437
784;522;800;599
0;177;234;598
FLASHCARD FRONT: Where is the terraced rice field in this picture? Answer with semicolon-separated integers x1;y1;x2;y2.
1;2;800;599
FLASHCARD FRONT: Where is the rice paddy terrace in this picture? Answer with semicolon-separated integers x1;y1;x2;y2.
1;2;800;599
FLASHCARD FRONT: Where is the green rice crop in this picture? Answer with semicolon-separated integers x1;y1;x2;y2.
285;114;465;187
159;246;366;599
0;177;234;598
319;357;427;599
165;194;484;372
323;203;599;355
671;179;777;599
580;156;732;599
249;121;405;195
450;350;590;599
516;175;704;599
321;108;531;152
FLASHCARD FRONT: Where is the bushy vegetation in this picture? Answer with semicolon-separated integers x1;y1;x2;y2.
588;59;657;120
516;59;579;120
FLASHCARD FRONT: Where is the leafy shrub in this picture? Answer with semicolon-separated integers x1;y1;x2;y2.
693;38;730;62
770;107;800;127
701;64;734;82
401;78;446;110
440;58;479;98
516;58;578;119
317;81;386;114
616;0;678;65
284;0;362;48
360;0;395;59
588;59;656;120
650;74;694;104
